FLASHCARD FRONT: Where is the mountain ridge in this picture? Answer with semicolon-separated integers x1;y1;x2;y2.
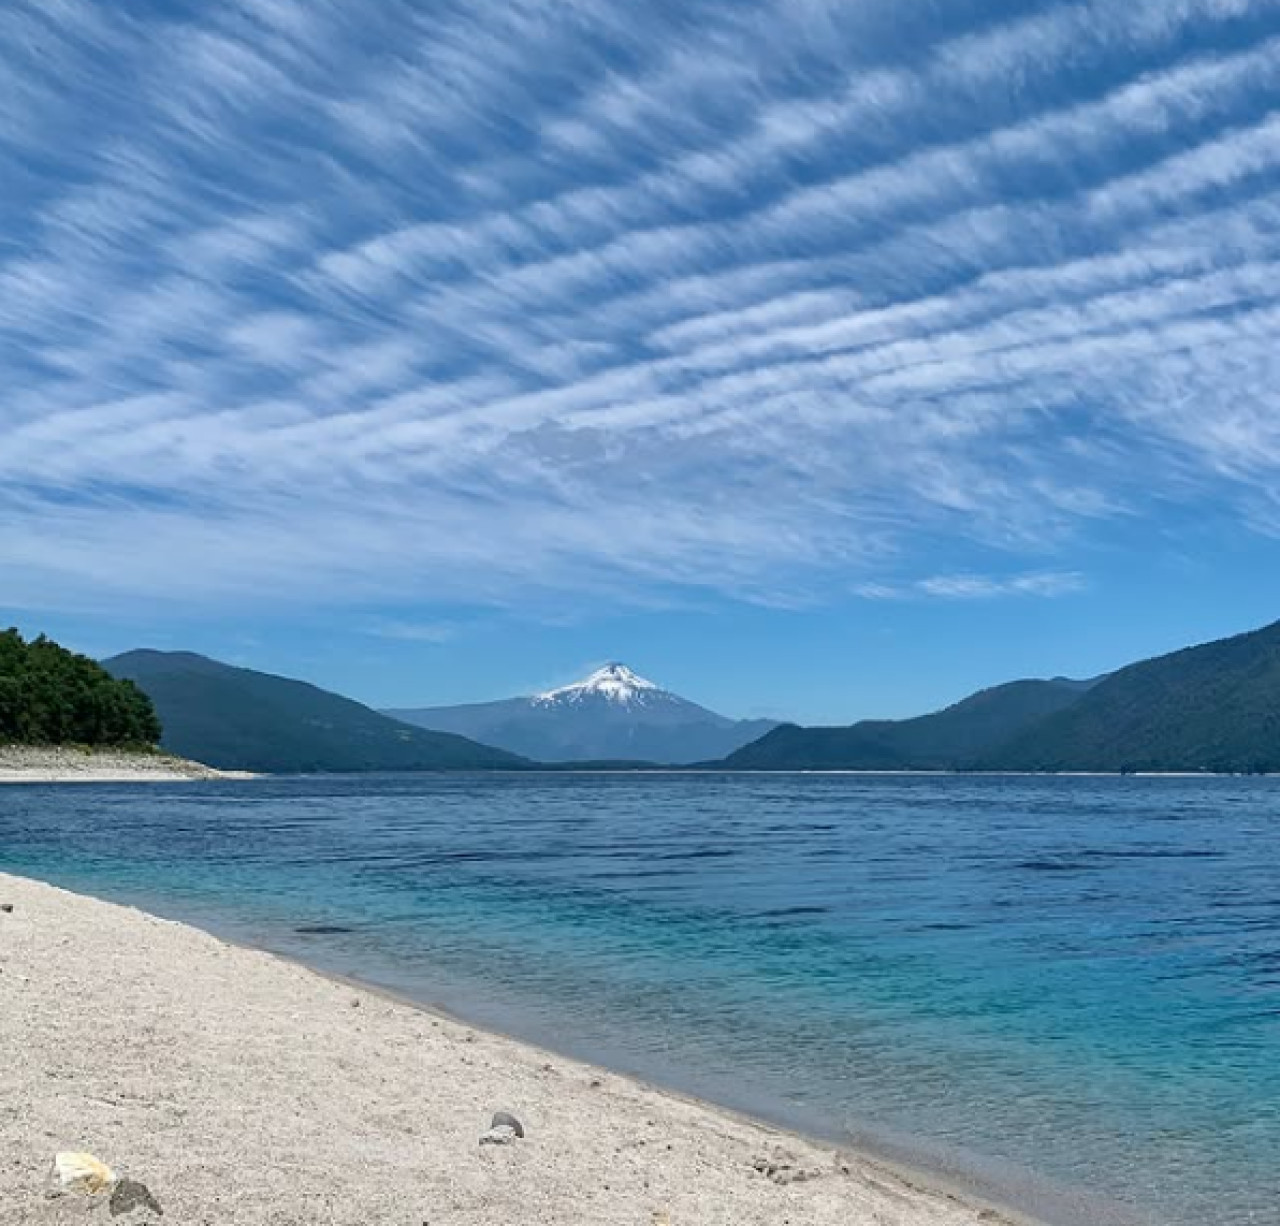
721;617;1280;773
984;618;1280;773
104;649;529;774
386;662;779;764
721;676;1097;770
100;617;1280;775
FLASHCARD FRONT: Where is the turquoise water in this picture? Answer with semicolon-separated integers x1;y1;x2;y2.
1;773;1276;1225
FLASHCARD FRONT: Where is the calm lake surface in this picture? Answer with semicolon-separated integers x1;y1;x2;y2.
2;773;1276;1225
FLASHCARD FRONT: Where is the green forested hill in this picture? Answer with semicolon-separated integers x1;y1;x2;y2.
722;678;1093;770
103;650;529;773
0;629;160;747
723;618;1280;773
987;620;1280;773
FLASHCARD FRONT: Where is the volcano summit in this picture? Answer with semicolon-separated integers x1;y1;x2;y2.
386;663;777;764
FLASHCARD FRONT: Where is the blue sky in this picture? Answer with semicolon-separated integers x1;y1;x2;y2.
5;0;1280;723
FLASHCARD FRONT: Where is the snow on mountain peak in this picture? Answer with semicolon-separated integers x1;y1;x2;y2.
534;662;664;707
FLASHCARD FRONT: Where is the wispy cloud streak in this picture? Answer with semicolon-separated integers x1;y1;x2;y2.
3;0;1280;616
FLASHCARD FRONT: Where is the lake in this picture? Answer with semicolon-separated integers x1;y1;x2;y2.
2;772;1276;1225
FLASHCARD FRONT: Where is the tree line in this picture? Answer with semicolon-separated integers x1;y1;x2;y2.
0;629;161;747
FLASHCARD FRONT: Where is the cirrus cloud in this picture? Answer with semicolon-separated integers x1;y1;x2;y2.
3;0;1280;619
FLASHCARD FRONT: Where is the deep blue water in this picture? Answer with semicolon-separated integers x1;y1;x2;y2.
1;773;1277;1225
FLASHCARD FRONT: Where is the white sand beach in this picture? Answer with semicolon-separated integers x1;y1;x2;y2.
0;871;1021;1226
0;746;250;784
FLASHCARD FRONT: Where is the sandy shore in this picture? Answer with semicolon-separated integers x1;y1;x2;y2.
0;872;1022;1226
0;746;251;784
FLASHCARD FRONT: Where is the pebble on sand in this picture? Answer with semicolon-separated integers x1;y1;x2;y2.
479;1125;518;1146
480;1111;526;1145
490;1111;525;1137
110;1176;165;1218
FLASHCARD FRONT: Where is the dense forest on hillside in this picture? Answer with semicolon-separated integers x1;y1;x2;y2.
723;618;1280;774
0;629;161;747
988;620;1280;773
722;678;1094;770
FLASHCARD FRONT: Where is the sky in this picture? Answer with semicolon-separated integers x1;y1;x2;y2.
5;0;1280;723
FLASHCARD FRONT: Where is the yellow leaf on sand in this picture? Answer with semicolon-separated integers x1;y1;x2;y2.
54;1152;117;1194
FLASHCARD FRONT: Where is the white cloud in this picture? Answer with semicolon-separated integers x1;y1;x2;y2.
855;573;1088;601
3;0;1280;617
363;620;457;644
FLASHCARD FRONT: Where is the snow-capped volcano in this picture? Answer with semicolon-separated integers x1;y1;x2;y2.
534;663;664;708
385;662;779;764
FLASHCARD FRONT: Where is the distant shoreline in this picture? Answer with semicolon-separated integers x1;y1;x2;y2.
3;750;1269;782
653;768;1273;778
0;744;254;784
482;766;1275;778
24;755;1267;782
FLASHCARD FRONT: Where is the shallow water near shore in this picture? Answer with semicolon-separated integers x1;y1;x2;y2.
2;772;1276;1225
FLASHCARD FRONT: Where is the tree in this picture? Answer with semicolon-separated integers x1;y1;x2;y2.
0;629;162;747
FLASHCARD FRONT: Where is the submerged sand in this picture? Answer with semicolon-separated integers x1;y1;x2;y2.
0;746;250;784
0;872;1019;1225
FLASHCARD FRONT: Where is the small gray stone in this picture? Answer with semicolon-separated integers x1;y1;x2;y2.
490;1111;524;1138
480;1125;518;1146
109;1178;164;1218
